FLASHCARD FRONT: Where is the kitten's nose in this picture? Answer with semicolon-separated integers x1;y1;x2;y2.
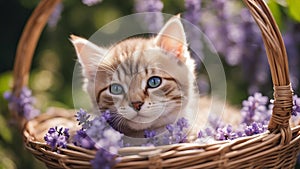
130;101;144;111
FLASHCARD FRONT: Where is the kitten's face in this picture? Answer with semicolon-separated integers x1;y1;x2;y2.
71;16;196;137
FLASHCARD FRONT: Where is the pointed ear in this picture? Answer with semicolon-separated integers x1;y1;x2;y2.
154;15;188;62
70;34;106;80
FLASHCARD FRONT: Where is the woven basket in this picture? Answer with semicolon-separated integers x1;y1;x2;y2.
10;0;300;168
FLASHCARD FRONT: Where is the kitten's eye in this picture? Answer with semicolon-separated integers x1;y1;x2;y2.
147;76;162;88
110;83;124;95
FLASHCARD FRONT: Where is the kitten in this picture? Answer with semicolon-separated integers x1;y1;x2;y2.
70;16;240;138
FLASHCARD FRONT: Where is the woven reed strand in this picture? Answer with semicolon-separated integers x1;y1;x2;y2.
243;0;293;144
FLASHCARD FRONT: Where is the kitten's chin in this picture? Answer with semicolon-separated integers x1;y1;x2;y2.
129;115;157;123
127;119;153;131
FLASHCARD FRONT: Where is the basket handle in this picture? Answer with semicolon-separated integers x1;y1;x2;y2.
243;0;293;144
11;0;61;126
11;0;293;143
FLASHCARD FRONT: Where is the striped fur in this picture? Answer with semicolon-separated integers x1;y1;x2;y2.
71;16;207;138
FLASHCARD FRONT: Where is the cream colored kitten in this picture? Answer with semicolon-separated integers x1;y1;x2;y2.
71;16;240;138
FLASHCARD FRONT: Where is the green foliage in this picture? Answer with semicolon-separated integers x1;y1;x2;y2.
0;115;12;143
287;0;300;22
0;72;12;143
267;0;282;28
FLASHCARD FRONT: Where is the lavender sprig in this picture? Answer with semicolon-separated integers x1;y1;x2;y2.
44;127;70;151
3;87;40;120
283;22;300;89
91;149;117;169
82;0;103;6
215;125;237;140
134;0;164;32
75;108;92;129
162;117;189;145
184;0;201;25
199;1;268;92
241;92;269;125
176;117;189;130
144;129;158;146
292;95;300;116
48;3;63;28
73;129;95;149
197;127;214;138
213;121;268;141
243;122;267;136
73;109;123;168
184;0;203;66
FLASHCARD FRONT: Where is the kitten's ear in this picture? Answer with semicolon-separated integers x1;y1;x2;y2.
70;35;106;79
154;15;188;62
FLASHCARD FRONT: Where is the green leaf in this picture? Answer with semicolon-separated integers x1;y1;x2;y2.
0;115;12;143
287;0;300;22
0;72;12;94
267;0;282;29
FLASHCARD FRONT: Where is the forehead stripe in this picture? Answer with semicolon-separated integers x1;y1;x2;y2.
162;77;177;83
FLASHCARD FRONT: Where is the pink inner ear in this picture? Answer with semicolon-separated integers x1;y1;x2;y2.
70;35;85;52
74;43;84;53
157;35;186;60
154;16;187;62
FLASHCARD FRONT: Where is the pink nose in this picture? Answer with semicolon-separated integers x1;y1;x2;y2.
131;101;144;111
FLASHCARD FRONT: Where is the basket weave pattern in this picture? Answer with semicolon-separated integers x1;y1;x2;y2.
11;0;300;168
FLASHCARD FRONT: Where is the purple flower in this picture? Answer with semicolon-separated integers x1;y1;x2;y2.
174;130;187;143
76;111;123;153
23;104;40;120
73;129;95;149
244;125;254;136
102;110;111;121
241;92;269;124
215;128;225;140
161;118;190;145
184;0;201;25
3;87;40;120
236;131;244;137
44;127;70;151
166;124;174;133
82;0;103;6
197;130;203;138
75;108;91;129
208;114;224;129
3;91;12;101
63;128;70;138
144;129;159;146
215;125;236;140
72;109;123;168
176;117;189;131
86;117;107;140
205;127;213;136
199;1;267;91
91;149;117;169
144;129;156;138
134;0;164;32
292;95;300;116
241;121;267;137
48;3;63;28
135;0;163;13
283;22;300;89
183;0;203;66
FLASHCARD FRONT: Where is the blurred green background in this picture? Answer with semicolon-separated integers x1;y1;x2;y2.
1;0;300;168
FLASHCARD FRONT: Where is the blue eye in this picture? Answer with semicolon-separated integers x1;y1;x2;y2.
110;83;123;95
147;76;162;88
